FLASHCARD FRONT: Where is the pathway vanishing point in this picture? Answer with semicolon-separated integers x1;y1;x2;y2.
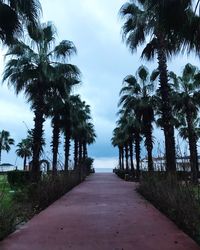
0;173;199;250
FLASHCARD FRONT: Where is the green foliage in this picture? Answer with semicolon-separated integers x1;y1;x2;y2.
0;205;16;240
0;0;41;45
0;175;13;205
0;130;15;163
25;171;80;210
138;174;200;243
4;22;81;179
84;157;94;174
0;171;82;240
16;138;32;158
7;170;32;188
0;175;16;240
114;169;135;181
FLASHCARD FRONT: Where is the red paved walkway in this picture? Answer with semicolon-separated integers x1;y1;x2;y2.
0;173;199;250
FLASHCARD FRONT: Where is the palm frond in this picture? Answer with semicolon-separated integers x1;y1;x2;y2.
54;40;77;60
141;38;157;60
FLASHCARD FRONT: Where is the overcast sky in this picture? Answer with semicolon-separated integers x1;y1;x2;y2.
0;0;200;168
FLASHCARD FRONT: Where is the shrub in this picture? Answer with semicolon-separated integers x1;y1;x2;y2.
84;157;94;174
0;203;16;240
138;173;200;243
115;169;135;181
79;157;94;176
7;171;32;188
77;158;95;181
26;171;80;210
0;171;82;241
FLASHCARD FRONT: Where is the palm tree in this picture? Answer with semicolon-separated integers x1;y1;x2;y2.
4;22;80;181
49;96;63;174
61;99;72;171
0;0;41;45
117;110;139;173
132;118;142;177
62;95;95;180
82;122;96;161
112;127;125;170
70;96;95;170
0;130;14;164
116;115;130;171
119;66;154;172
178;118;200;149
119;1;192;172
77;103;93;164
62;95;79;171
16;138;32;170
47;68;80;174
170;64;200;183
113;108;141;176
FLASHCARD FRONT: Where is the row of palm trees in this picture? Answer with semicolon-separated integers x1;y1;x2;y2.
0;1;96;181
111;0;200;183
0;94;96;171
0;130;31;169
112;63;200;183
112;66;154;177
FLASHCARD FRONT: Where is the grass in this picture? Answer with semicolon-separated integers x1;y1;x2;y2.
0;174;37;240
0;174;17;240
0;175;13;206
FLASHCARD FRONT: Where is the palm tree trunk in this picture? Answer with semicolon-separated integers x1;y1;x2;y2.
64;131;70;171
121;147;125;170
118;146;122;169
135;132;141;177
74;139;78;169
83;141;87;160
144;121;154;172
23;155;27;171
125;143;129;170
129;140;134;172
63;109;71;171
32;102;45;182
78;141;83;163
157;33;176;172
52;114;60;175
85;144;88;158
186;112;198;183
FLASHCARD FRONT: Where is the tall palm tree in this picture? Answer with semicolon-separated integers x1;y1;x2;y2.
116;115;130;171
113;108;141;176
3;22;80;181
0;130;14;164
119;66;154;172
47;68;80;174
77;103;93;164
170;64;200;183
0;0;41;45
132;118;142;177
16;138;32;170
82;122;96;161
112;127;125;170
178;118;200;149
71;96;93;169
64;95;81;170
119;0;192;172
61;98;72;171
124;115;135;172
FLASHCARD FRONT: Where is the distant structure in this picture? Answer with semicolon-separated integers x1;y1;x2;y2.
0;163;15;172
140;156;199;171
